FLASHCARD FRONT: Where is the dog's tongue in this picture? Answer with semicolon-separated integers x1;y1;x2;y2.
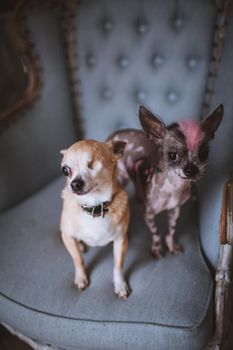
178;120;201;151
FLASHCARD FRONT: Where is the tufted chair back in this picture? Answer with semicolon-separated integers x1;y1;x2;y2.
1;0;233;269
74;0;217;140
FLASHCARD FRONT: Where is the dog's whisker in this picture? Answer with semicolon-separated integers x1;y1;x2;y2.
199;159;221;171
203;159;221;166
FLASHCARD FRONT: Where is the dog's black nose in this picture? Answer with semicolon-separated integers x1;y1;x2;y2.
71;177;85;193
183;163;199;178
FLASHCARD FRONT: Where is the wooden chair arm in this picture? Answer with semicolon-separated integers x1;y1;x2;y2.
220;175;233;245
211;174;233;347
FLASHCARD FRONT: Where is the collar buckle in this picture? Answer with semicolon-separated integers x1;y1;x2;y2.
81;202;110;218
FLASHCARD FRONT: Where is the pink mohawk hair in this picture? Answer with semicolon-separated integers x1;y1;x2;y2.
178;120;201;151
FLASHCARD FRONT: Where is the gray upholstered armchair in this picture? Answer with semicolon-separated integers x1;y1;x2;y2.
0;1;233;349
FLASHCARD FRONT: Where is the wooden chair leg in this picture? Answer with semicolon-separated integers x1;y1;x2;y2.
209;244;233;349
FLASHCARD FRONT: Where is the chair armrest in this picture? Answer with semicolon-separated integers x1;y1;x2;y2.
220;175;233;245
214;244;232;346
212;175;233;347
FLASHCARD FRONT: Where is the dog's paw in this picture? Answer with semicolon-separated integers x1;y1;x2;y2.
151;241;164;258
114;280;130;300
74;274;89;291
114;270;130;300
165;235;182;255
169;243;182;255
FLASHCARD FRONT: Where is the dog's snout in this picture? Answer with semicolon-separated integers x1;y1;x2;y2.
183;163;199;178
71;177;85;193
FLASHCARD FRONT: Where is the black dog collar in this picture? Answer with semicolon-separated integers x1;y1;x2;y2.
81;201;110;218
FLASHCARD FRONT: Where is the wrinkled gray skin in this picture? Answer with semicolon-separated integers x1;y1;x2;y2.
108;105;223;257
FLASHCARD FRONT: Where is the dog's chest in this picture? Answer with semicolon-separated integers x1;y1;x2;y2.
74;210;121;247
147;172;191;213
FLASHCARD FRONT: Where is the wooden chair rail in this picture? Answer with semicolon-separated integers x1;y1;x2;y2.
220;176;233;245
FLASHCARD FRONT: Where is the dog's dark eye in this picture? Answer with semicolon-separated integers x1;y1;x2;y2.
168;152;178;162
62;166;72;177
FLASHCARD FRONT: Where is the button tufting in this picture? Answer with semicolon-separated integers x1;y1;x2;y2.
136;19;149;34
102;88;113;100
102;19;114;32
86;54;96;67
187;57;198;69
152;55;164;67
135;90;147;103
118;56;129;69
167;91;179;103
173;16;184;29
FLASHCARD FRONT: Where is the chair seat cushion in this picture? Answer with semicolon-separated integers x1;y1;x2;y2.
0;177;213;350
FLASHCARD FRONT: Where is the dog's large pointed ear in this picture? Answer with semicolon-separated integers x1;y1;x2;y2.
105;140;127;160
139;105;166;143
201;104;223;141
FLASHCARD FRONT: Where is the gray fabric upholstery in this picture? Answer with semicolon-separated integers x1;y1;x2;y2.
0;177;213;349
75;0;217;140
0;3;76;213
198;9;233;268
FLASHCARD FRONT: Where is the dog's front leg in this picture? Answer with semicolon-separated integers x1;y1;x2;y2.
144;207;163;258
62;234;89;291
165;207;182;254
113;235;130;300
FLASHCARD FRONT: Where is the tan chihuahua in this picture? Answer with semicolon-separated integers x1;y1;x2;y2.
60;139;130;299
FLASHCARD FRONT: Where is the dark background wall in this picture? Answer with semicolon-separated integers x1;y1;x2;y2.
0;0;27;114
0;0;17;13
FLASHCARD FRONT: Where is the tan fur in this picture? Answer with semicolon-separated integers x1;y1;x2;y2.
60;139;130;299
